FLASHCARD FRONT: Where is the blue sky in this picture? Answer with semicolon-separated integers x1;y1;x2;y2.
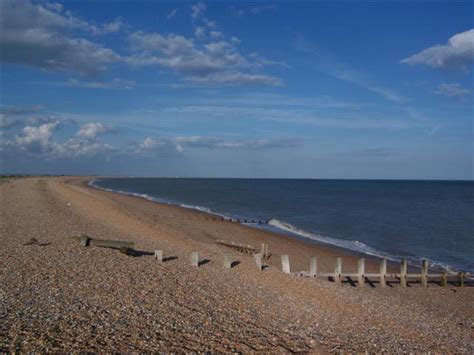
1;1;473;179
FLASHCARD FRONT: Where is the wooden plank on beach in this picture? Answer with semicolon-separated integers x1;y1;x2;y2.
71;235;135;249
216;239;256;254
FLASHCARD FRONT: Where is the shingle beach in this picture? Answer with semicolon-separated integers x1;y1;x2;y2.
1;177;473;352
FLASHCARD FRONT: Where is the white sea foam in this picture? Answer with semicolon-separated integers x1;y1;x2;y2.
267;219;464;274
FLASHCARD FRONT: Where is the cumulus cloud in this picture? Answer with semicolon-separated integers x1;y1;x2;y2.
401;29;474;72
76;122;114;140
136;136;300;155
15;121;61;154
5;120;115;159
435;83;471;100
0;1;121;76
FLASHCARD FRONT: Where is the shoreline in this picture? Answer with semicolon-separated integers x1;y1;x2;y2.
83;177;393;272
86;177;464;274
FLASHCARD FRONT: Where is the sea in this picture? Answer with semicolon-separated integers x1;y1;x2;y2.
90;178;474;273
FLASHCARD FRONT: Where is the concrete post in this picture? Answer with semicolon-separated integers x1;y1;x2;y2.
309;256;317;277
191;251;199;267
358;258;365;287
281;254;290;274
380;258;387;288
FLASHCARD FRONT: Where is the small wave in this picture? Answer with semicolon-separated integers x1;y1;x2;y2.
267;219;464;273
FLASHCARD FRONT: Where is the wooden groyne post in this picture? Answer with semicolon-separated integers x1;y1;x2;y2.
400;259;407;287
380;259;387;288
281;254;291;274
358;258;365;287
310;256;317;277
421;259;429;287
223;253;232;269
335;257;342;283
254;253;262;271
154;250;163;262
191;251;199;267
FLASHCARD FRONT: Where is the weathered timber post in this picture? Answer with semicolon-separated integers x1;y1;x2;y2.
260;243;265;258
254;253;262;271
223;253;232;269
80;235;90;247
421;259;429;288
154;250;163;262
191;251;199;267
380;258;387;288
358;258;365;288
335;257;342;283
310;256;318;277
441;272;447;287
281;254;290;274
400;259;407;287
264;244;269;259
458;272;465;287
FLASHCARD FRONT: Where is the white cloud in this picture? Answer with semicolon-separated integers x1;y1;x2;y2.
188;72;282;86
136;136;300;155
67;78;136;90
15;121;60;154
0;1;121;76
294;33;407;103
127;31;281;86
435;83;471;99
401;29;474;72
90;18;127;36
191;3;206;20
210;31;223;39
7;120;115;159
167;8;178;20
76;122;113;140
194;26;206;38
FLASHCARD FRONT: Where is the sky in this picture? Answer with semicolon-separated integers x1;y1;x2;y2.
0;0;473;179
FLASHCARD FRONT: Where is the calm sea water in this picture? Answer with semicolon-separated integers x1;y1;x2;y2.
92;178;474;272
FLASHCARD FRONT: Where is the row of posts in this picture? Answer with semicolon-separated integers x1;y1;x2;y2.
154;250;465;287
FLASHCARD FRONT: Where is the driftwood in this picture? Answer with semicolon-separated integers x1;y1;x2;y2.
71;235;135;249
